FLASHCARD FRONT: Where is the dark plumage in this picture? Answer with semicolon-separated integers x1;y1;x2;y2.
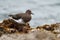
9;10;33;23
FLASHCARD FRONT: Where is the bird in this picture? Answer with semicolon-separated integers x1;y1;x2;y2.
8;10;33;24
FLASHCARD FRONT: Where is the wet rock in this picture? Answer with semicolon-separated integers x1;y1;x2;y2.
36;26;41;29
0;23;2;26
0;19;31;34
36;24;54;31
0;27;7;37
1;18;60;40
52;23;60;34
42;24;54;31
23;27;28;33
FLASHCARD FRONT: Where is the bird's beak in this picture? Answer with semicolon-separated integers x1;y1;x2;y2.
31;13;34;15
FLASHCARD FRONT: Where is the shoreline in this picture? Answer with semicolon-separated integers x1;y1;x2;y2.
0;19;60;40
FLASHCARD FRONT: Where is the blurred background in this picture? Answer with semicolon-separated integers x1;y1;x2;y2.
0;0;60;27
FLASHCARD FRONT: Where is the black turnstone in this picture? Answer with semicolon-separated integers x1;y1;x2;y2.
9;10;33;24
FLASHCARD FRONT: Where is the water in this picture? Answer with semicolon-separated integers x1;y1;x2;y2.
0;0;60;27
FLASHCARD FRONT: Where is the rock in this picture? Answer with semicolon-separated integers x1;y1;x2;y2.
36;26;41;29
43;24;54;31
36;24;54;31
1;18;60;40
0;27;7;37
0;23;2;26
0;19;31;33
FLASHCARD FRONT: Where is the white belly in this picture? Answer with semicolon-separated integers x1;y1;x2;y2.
14;19;24;23
9;17;25;24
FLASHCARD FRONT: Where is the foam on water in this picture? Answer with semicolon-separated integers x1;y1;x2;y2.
0;0;60;27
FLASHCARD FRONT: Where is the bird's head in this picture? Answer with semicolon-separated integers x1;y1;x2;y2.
25;10;34;15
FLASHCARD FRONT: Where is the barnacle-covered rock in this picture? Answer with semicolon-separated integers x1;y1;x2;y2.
0;19;60;40
0;19;31;34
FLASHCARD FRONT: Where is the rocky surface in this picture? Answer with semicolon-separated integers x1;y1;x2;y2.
0;19;60;40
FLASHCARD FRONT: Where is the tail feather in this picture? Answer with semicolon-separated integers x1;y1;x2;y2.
8;15;19;20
